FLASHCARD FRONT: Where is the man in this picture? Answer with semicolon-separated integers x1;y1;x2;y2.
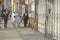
23;12;29;27
2;10;9;28
8;11;12;20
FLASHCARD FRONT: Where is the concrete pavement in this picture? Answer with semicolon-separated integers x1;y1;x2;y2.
0;20;47;40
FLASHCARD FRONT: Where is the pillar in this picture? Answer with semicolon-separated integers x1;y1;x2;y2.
25;4;28;13
35;0;39;31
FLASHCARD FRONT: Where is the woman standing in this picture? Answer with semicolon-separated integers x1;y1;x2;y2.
11;12;16;27
15;12;22;28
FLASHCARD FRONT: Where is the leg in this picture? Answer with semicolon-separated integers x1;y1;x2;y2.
4;19;7;28
24;21;27;27
17;23;20;28
17;22;20;28
13;21;16;27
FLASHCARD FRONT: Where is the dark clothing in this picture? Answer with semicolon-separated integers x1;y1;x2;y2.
23;13;28;27
2;11;9;28
4;17;8;28
23;13;28;21
24;20;28;27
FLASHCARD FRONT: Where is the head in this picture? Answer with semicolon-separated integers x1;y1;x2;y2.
13;12;15;13
17;12;20;14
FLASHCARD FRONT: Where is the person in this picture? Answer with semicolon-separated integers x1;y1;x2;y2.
2;10;9;28
8;11;12;20
23;12;29;27
15;12;22;28
11;12;16;27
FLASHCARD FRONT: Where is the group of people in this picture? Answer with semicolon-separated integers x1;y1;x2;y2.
12;11;29;28
11;12;22;28
1;10;29;28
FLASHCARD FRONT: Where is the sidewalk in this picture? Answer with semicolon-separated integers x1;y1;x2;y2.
16;28;47;40
0;20;47;40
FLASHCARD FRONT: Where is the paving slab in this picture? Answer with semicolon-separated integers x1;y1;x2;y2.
0;20;47;40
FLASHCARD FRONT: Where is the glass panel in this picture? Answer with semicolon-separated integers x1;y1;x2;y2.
25;0;28;4
28;6;31;12
31;2;35;11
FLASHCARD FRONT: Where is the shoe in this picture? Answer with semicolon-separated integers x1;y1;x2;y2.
0;27;1;28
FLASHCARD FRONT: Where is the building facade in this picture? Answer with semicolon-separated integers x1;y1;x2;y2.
35;0;60;40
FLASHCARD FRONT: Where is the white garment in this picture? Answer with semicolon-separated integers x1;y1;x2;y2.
3;12;7;16
8;12;12;19
15;13;22;27
11;13;16;21
10;13;16;27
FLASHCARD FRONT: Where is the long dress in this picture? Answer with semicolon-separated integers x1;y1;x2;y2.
11;13;16;27
15;13;22;27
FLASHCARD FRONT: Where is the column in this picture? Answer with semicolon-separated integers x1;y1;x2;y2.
35;0;39;31
25;4;28;13
11;0;13;13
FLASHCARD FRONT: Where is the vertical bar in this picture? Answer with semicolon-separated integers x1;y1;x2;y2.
35;0;39;31
45;0;49;39
51;0;53;40
11;0;13;13
45;0;47;38
53;0;55;40
57;0;58;40
52;0;55;40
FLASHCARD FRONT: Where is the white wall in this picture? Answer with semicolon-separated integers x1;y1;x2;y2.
37;0;60;39
57;0;60;40
38;0;46;34
46;0;60;40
